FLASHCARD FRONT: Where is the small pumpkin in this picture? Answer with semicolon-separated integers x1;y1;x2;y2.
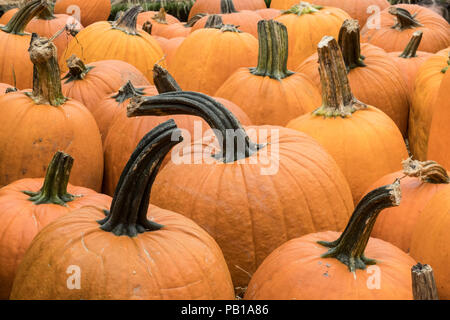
0;151;110;300
138;8;191;39
215;19;321;126
188;0;266;20
245;180;417;300
10;120;235;300
54;0;111;26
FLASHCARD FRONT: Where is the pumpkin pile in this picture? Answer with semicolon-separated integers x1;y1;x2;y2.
0;0;448;301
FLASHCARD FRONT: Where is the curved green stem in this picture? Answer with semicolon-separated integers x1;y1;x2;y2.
1;0;47;35
389;6;423;30
153;64;182;93
112;5;142;35
399;30;423;58
338;19;366;72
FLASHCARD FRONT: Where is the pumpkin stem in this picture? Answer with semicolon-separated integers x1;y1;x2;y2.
23;151;78;206
112;5;142;35
98;120;183;237
1;0;47;35
152;7;168;24
441;53;449;74
389;7;423;30
402;157;450;184
313;36;366;118
399;31;423;59
184;13;207;27
318;180;402;272
127;91;265;163
142;20;152;34
338;19;366;72
220;0;238;14
153;64;182;93
28;33;67;106
112;81;145;103
204;15;224;29
62;54;94;83
282;2;323;16
36;5;55;20
220;24;242;33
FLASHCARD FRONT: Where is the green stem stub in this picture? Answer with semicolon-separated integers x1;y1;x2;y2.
389;7;423;30
399;31;423;59
62;55;95;84
250;20;294;80
111;5;143;35
1;0;48;35
442;53;449;74
98;120;183;237
111;81;145;104
282;2;323;16
153;64;182;93
338;19;366;72
23;151;78;206
204;15;224;29
318;180;402;272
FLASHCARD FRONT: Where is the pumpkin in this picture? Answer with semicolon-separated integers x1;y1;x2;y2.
274;2;351;69
54;0;111;26
0;151;110;300
60;6;165;84
155;37;185;68
368;157;449;253
296;19;410;136
244;180;417;300
188;0;266;20
387;30;433;97
255;8;282;20
189;0;262;38
169;17;258;96
10;120;235;300
138;8;191;39
287;35;408;204
0;8;19;25
126;89;354;289
408;48;449;160
102;64;251;196
0;0;48;89
0;33;103;191
215;20;321;126
361;5;450;53
61;55;150;114
427;65;450;168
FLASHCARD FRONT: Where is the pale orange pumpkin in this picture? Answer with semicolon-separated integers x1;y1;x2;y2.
54;0;111;26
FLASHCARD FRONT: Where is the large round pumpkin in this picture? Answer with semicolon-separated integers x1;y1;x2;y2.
287;36;408;204
215;19;321;126
244;180;417;300
60;6;165;84
296;19;410;136
0;151;110;300
54;0;111;26
0;33;103;191
10;120;235;300
126;90;354;290
188;0;266;20
361;4;450;53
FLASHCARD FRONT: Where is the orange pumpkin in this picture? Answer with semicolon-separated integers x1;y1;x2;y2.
408;48;449;160
188;0;266;20
287;35;408;204
215;20;321;126
0;8;19;25
0;151;110;300
0;0;48;89
61;55;150;114
274;2;351;69
0;33;103;191
155;36;185;68
296;19;410;136
10;120;235;300
126;90;354;289
368;158;449;253
60;6;165;84
245;180;417;300
54;0;111;26
138;8;191;39
255;8;282;20
361;4;450;53
169;18;258;95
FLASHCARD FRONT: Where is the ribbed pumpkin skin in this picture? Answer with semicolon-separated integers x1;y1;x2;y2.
274;7;351;69
156;37;185;68
150;126;354;288
0;83;13;95
287;107;408;204
410;186;450;300
137;10;180;26
102;97;252;196
61;60;150;114
188;0;267;20
368;172;448;253
0;179;110;300
169;28;258;95
361;4;450;53
9;205;235;300
296;43;410;136
427;71;450;168
0;9;18;25
151;22;191;39
409;48;449;160
0;93;103;191
60;21;165;84
255;8;282;20
245;231;416;300
54;0;111;26
215;70;321;126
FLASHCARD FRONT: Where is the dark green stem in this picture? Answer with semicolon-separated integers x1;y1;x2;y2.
127;91;265;163
62;55;95;83
442;53;449;74
184;13;207;27
204;15;223;29
111;81;145;103
399;31;423;58
318;180;402;272
142;20;152;34
98;120;183;237
36;5;55;20
250;20;293;80
338;19;366;72
389;6;423;30
23;151;78;206
153;64;182;93
1;0;47;35
220;0;238;14
282;2;323;16
112;5;143;35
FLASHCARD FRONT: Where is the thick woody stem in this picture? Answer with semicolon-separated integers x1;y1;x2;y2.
220;0;238;14
389;7;423;30
153;64;182;93
399;31;423;58
112;5;143;35
412;263;439;300
338;19;366;72
62;54;94;83
402;157;450;184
